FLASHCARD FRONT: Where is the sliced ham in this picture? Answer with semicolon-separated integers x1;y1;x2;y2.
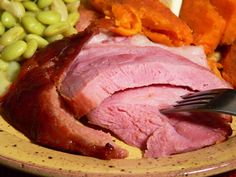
103;34;208;67
59;33;230;117
0;27;232;159
88;86;231;158
88;86;190;149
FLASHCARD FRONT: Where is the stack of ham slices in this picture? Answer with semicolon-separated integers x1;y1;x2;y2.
0;28;232;159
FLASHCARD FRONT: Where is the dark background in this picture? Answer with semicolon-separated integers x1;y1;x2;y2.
0;164;39;177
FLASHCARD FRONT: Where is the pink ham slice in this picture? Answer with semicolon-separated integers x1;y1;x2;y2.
59;33;230;118
88;86;232;158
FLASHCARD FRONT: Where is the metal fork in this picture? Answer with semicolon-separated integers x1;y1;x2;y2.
160;89;236;116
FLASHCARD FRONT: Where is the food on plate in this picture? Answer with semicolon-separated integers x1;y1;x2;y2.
179;0;226;54
88;86;231;158
0;0;80;60
89;0;193;46
179;0;236;87
0;60;20;95
0;0;235;160
0;0;81;95
210;0;236;45
0;30;128;159
221;44;236;88
76;5;98;32
0;27;232;159
207;58;223;79
60;33;228;117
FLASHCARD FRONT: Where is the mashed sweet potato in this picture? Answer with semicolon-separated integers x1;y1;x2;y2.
210;0;236;45
89;0;193;46
180;0;226;54
220;44;236;88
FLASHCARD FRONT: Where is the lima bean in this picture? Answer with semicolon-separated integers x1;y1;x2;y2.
67;12;80;26
37;0;53;9
51;0;68;21
7;61;20;81
25;11;36;17
25;34;49;48
0;0;10;9
11;1;25;18
64;0;78;3
23;39;38;58
22;1;40;12
0;22;5;35
44;22;70;36
1;0;26;18
0;26;25;46
0;59;8;71
46;34;64;43
37;11;61;25
22;15;45;35
63;26;77;37
67;1;80;13
0;0;80;67
0;71;11;96
1;11;17;28
1;40;27;61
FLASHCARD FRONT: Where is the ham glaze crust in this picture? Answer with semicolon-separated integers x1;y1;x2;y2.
0;27;233;159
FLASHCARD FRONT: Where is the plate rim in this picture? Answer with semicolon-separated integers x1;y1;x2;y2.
1;152;236;177
1;130;236;177
1;116;236;177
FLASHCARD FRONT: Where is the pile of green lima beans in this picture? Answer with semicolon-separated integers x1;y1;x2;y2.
0;0;80;96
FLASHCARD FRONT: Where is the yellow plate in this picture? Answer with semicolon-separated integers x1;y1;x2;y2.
0;115;236;177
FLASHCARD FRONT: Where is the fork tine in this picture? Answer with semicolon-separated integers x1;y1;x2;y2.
160;104;204;114
181;89;224;99
160;89;236;115
177;95;215;104
173;100;208;107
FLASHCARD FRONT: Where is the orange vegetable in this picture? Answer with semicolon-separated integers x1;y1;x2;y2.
207;60;223;79
137;0;193;46
89;0;193;46
109;3;142;36
210;0;236;45
220;44;236;88
180;0;226;54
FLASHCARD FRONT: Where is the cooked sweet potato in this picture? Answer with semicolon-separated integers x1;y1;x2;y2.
180;0;226;54
220;43;236;88
89;0;193;46
207;59;223;79
137;0;193;46
210;0;236;45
